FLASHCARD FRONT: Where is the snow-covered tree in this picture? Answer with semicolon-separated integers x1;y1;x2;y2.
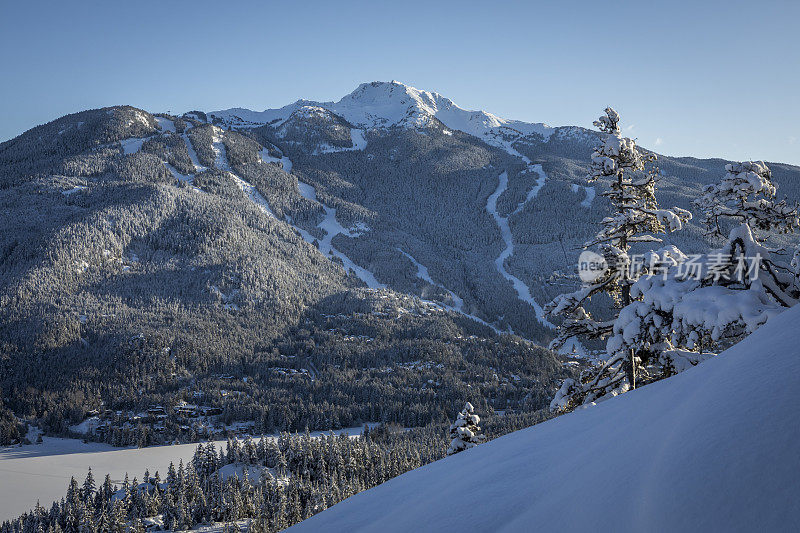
546;108;690;402
552;160;800;412
696;161;798;238
446;402;485;455
80;468;96;505
695;161;800;306
613;161;800;351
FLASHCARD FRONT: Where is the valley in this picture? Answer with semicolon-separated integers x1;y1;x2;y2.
1;80;799;531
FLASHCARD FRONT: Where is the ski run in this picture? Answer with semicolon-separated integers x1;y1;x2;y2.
293;178;384;289
115;119;582;345
486;169;553;329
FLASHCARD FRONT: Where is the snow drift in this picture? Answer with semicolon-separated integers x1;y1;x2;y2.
288;306;800;532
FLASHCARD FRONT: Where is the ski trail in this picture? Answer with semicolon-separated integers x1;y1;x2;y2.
396;249;503;333
487;171;554;329
295;179;384;289
182;130;206;174
210;131;231;172
511;164;548;215
571;184;595;208
318;128;367;154
209;128;274;217
259;144;292;173
349;129;367;150
488;154;589;354
254;137;382;288
120;137;146;155
164;162;193;184
397;248;464;311
155;116;175;133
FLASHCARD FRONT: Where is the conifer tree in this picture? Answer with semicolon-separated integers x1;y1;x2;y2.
606;161;800;370
81;469;96;506
546;108;690;408
446;402;485;455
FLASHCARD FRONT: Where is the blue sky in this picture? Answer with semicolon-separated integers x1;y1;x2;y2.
1;0;798;164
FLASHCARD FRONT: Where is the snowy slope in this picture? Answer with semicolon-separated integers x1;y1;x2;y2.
288;306;800;532
209;81;553;147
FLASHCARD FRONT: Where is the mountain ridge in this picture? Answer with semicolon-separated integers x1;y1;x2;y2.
2;86;800;453
208;80;557;147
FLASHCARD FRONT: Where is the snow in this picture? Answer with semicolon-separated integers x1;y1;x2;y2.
182;134;206;173
216;463;265;482
297;181;317;201
208;81;554;148
511;164;547;216
281;155;293;173
164;162;197;188
61;185;87;196
571;183;595;207
0;424;377;522
485;150;588;353
209;130;230;172
228;172;275;217
318;128;367;154
119;137;146;155
486;171;553;329
288;305;800;532
258;146;282;166
155;116;175;133
393;248;503;333
258;144;292;173
208;127;274;217
255;141;382;288
295;180;384;289
583;185;596;206
350;128;368;150
397;248;464;312
129;110;151;129
0;437;200;523
68;417;102;435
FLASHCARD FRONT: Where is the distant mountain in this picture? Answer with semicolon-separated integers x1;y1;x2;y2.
287;300;800;532
207;81;800;343
1;81;799;448
209;80;557;148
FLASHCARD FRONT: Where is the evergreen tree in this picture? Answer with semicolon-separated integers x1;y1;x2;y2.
446;402;484;455
546;108;689;409
81;469;96;505
607;161;800;371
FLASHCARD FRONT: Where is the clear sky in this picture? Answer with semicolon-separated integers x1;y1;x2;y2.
1;0;798;164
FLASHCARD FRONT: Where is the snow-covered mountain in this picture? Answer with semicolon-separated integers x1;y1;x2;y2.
209;80;555;147
288;304;800;532
3;82;800;461
4;82;800;529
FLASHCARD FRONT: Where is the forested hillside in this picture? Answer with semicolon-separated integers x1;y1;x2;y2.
2;81;799;452
0;101;572;449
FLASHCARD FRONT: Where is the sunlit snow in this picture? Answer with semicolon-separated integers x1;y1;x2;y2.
288;305;800;532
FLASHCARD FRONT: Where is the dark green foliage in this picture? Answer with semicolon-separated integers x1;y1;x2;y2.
0;106;158;188
0;398;24;445
1;410;555;533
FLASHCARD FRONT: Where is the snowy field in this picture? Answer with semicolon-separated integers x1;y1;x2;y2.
0;424;376;522
288;306;800;532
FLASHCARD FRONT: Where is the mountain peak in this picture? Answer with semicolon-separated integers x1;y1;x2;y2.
208;81;555;144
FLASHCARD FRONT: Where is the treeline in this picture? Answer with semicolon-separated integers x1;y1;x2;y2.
2;410;553;533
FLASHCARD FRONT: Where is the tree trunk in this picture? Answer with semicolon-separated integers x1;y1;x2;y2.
628;349;636;390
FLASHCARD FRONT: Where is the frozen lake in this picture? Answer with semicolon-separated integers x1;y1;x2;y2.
0;424;375;522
